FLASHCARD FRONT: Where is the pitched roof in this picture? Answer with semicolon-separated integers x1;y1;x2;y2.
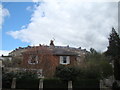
52;48;78;56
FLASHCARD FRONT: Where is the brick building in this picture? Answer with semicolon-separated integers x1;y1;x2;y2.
9;40;88;77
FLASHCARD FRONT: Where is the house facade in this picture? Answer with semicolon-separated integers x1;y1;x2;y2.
9;40;88;77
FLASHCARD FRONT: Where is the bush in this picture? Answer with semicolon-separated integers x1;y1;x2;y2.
80;68;101;79
73;79;99;89
55;65;80;81
55;65;102;81
112;81;120;90
2;70;39;89
16;71;38;80
85;51;113;79
2;72;16;88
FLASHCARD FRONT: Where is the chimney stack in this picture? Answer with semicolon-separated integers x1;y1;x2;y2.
50;40;55;47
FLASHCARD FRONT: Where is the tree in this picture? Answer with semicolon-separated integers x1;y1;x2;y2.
106;27;120;80
85;50;113;79
90;48;97;54
106;27;120;57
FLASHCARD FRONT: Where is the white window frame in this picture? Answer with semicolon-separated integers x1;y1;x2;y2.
60;56;70;65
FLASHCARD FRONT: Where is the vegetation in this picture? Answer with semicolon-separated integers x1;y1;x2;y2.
106;27;120;80
85;48;113;79
55;48;113;81
3;27;119;89
112;81;120;90
2;72;16;88
55;65;80;81
43;78;67;89
73;79;99;89
2;70;39;88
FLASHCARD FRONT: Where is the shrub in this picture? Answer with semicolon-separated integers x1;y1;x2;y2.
55;65;80;81
73;79;99;89
112;81;120;90
16;70;38;80
2;72;16;88
2;70;39;89
85;51;113;79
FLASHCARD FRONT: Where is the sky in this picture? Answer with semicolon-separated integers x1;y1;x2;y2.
0;0;118;55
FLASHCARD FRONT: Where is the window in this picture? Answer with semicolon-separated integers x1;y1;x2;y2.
63;56;67;63
60;56;70;65
28;55;39;65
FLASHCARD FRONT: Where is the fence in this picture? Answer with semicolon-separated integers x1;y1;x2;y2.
2;78;100;90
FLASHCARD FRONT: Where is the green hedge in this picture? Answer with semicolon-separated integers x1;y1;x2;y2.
73;79;100;89
2;72;16;88
2;71;39;89
43;78;67;90
2;79;12;88
2;72;100;89
16;79;39;89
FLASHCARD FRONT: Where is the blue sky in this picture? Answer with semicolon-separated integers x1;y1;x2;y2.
2;2;34;50
1;1;118;55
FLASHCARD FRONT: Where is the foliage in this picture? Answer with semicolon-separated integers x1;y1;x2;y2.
106;27;120;57
2;70;39;88
2;72;17;88
113;58;120;80
85;50;113;79
55;52;113;81
80;68;101;79
43;78;67;89
55;65;80;81
73;79;99;89
112;81;120;90
16;70;38;80
90;48;97;54
106;27;120;80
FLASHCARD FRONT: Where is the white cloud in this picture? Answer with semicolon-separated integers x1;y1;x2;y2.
0;50;11;56
7;1;118;52
26;6;35;12
0;4;10;29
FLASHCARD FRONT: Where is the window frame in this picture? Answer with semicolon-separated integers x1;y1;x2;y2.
60;56;70;65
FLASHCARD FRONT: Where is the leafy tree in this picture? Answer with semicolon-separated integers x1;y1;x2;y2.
90;48;97;54
106;27;120;80
85;49;113;79
106;27;120;57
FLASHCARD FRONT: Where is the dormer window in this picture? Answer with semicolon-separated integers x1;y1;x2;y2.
60;56;70;65
28;55;38;65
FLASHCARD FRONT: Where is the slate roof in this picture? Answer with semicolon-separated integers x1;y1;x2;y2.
52;48;78;56
10;45;87;56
